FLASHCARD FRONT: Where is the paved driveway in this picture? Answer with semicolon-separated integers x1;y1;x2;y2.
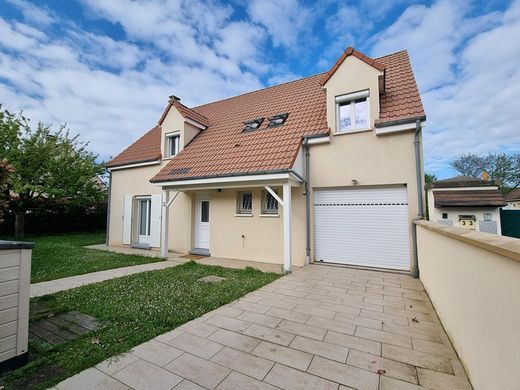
55;264;472;390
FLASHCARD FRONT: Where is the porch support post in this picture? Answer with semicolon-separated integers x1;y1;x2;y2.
160;189;170;258
283;180;292;272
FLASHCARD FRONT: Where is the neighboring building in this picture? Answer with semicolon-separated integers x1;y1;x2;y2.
106;46;426;272
426;176;506;234
504;188;520;209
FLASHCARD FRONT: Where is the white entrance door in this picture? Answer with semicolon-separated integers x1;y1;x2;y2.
137;197;152;245
314;186;410;270
195;196;210;249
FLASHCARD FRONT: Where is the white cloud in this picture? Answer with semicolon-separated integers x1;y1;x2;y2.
6;0;56;26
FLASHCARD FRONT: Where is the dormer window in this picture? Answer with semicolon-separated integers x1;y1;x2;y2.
336;90;369;133
166;132;180;157
243;118;264;131
268;113;288;127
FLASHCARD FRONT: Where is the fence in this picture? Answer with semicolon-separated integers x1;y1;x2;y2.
501;209;520;238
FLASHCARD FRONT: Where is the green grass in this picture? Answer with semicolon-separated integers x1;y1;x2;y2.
2;262;280;389
24;231;162;283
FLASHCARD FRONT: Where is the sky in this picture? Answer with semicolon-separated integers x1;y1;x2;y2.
0;0;519;178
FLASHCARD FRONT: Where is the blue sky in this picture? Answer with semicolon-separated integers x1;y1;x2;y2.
1;0;519;178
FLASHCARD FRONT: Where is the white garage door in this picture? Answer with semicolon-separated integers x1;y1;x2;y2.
314;187;410;270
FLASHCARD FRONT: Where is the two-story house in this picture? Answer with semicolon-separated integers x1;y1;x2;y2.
106;47;426;273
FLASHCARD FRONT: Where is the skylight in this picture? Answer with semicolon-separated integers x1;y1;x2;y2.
268;113;289;127
243;117;264;131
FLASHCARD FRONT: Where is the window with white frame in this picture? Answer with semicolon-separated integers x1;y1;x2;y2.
262;190;278;214
237;191;252;214
336;90;369;133
166;133;180;157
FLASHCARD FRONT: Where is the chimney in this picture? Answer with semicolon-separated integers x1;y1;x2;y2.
169;95;181;103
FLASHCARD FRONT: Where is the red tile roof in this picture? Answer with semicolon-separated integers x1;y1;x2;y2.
107;125;161;168
108;48;426;179
319;47;386;86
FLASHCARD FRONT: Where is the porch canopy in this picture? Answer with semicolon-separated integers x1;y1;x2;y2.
153;171;304;272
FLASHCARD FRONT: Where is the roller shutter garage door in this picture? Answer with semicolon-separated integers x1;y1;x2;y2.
314;187;410;270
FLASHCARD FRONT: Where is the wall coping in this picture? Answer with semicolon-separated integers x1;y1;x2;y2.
0;240;34;250
415;220;520;263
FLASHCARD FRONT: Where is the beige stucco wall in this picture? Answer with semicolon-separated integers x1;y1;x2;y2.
416;220;520;390
311;55;423;269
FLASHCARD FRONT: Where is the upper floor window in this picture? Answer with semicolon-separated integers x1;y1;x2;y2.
336;90;369;133
237;191;252;214
166;133;180;157
262;190;279;214
243;118;264;131
268;113;288;127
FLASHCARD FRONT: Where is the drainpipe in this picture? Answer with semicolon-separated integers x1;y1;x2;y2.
412;119;424;278
105;170;112;246
303;139;311;264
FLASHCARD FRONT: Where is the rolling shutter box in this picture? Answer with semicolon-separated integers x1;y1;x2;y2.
314;187;410;270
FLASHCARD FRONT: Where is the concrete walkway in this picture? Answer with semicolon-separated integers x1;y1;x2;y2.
30;261;180;297
53;264;472;390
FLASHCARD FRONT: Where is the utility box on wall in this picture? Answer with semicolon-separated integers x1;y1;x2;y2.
0;240;33;372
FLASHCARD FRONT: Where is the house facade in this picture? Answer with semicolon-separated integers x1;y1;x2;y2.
107;47;426;273
426;176;506;234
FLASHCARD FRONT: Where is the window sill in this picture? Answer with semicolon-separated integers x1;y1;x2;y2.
260;213;279;218
333;127;372;136
235;213;253;217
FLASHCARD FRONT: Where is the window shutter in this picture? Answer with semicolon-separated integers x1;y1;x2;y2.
122;195;133;244
150;194;162;248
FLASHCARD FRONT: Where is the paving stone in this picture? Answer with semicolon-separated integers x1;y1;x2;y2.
252;340;313;370
354;326;412;349
208;328;261;352
237;310;282;328
179;320;219;338
113;359;183;390
293;304;336;319
56;368;129;390
334;311;383;330
216;371;278;390
168;332;223;359
211;346;274;379
324;331;381;356
174;379;206;390
411;338;457;359
165;353;231;389
277;319;326;340
306;316;356;335
380;376;428;390
289;335;349;362
232;300;271;314
307;356;379;390
131;340;184;366
383;323;442;343
211;305;244;318
264;362;339;390
384;307;433;322
417;367;472;389
266;307;310;323
205;314;252;332
317;302;361;316
243;323;296;346
257;297;297;310
347;349;418;384
154;328;184;343
360;309;409;326
382;344;453;374
96;353;139;375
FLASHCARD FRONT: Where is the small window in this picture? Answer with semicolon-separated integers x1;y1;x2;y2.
166;133;180;157
268;113;288;127
336;91;369;133
201;201;209;223
262;190;279;214
243;118;264;131
237;192;252;214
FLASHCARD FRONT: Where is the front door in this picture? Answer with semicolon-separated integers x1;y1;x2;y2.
137;197;152;245
195;197;210;249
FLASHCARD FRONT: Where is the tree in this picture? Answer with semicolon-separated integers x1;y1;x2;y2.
425;172;438;184
0;107;106;238
450;152;520;193
0;159;14;224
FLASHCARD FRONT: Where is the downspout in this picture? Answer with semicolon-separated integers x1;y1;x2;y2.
105;170;112;246
302;138;312;265
412;119;424;278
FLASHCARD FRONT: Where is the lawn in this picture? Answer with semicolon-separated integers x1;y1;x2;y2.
26;231;162;283
2;261;280;389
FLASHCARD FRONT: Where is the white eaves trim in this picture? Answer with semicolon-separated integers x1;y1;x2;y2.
375;120;426;136
153;172;302;188
335;89;370;103
185;118;207;130
108;160;161;171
